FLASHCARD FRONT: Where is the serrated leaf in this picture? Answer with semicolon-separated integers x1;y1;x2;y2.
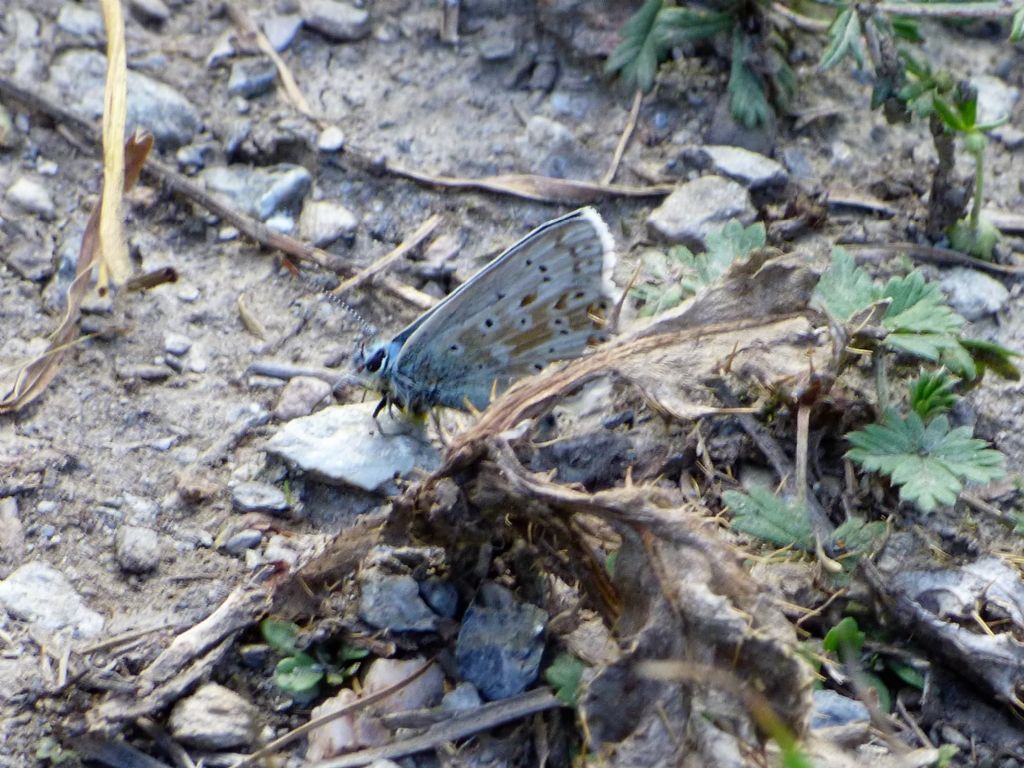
261;618;301;655
605;0;665;93
723;487;814;549
811;248;879;321
830;517;886;556
823;616;865;655
699;220;765;284
941;342;978;380
820;7;864;72
847;410;1005;511
729;30;773;129
909;370;958;420
882;272;962;334
545;653;585;707
653;7;734;49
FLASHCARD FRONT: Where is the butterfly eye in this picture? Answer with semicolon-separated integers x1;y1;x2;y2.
365;349;387;373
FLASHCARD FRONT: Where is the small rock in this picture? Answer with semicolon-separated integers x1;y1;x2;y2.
49;50;201;150
225;529;264;554
176;143;210;172
5;238;54;282
232;481;289;515
706;97;775;156
478;34;516;62
115;525;161;573
455;583;547;700
304;0;371;41
939;268;1009;321
263;534;299;566
810;689;870;730
318;125;346;152
163;332;192;356
993;125;1024;150
129;0;171;24
972;75;1019;125
0;498;25;577
168;683;258;750
516;115;596;179
362;657;445;712
419;578;458;619
265;402;440;492
647;175;756;249
116;363;172;381
262;14;304;51
274;375;333;420
0;103;17;149
56;4;105;45
359;572;439;631
781;147;814;180
687;145;788;190
228;57;278;99
299;200;358;247
442;682;483;711
0;561;104;638
6;176;55;220
200;164;312;222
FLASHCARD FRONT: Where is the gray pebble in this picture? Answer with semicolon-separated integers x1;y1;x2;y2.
5;238;54;282
273;375;333;420
688;145;788;190
455;584;547;700
262;14;304;51
972;75;1019;125
0;497;25;577
232;481;290;515
441;682;483;711
228;57;278;99
169;683;258;750
129;0;171;24
265;403;439;492
939;268;1009;321
0;561;104;638
115;525;161;573
419;578;458;618
478;34;516;62
317;125;345;152
263;534;299;566
298;200;358;247
304;0;371;41
200;164;312;222
647;175;756;249
359;572;439;632
515;115;596;179
809;689;870;730
56;4;105;45
6;176;55;220
225;529;264;553
49;50;200;149
116;363;172;381
164;332;193;356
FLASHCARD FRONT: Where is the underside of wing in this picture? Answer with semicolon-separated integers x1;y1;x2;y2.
391;208;617;411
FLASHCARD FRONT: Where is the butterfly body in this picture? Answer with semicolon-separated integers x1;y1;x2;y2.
354;207;617;414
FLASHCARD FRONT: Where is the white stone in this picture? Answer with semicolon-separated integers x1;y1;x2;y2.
6;176;55;220
0;561;104;638
647;176;756;248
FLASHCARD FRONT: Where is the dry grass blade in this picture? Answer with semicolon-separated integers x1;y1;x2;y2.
98;0;131;288
0;133;153;414
332;214;441;297
385;165;675;203
601;89;643;186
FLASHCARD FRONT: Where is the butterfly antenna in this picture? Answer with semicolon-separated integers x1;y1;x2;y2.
294;267;378;340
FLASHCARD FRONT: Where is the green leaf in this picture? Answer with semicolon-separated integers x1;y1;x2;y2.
959;337;1021;381
830;517;886;557
891;16;923;42
909;370;958;420
1011;6;1024;42
823;616;865;656
723;487;814;550
811;248;879;321
703;220;766;283
886;659;925;690
847;410;1005;511
606;0;665;93
933;95;966;132
274;653;324;697
729;31;773;128
881;271;964;360
949;216;1001;261
940;342;978;380
653;7;734;49
545;653;585;707
820;7;865;72
936;744;959;768
338;643;371;663
261;618;301;655
861;671;892;712
781;746;816;768
605;549;619;576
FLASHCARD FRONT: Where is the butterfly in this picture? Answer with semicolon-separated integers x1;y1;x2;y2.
353;207;618;416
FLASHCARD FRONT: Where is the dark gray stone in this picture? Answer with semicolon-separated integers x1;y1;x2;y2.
228;58;278;99
304;0;371;41
359;572;439;632
200;164;312;222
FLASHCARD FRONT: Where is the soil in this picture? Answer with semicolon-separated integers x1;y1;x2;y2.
1;0;1023;766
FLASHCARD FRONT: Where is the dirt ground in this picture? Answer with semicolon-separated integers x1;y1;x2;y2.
1;0;1024;766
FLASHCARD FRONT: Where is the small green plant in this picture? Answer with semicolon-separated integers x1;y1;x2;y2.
632;219;765;316
545;653;586;707
908;370;957;421
35;738;76;767
261;618;369;703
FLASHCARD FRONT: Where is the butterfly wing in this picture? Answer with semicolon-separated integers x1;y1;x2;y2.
389;207;617;411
